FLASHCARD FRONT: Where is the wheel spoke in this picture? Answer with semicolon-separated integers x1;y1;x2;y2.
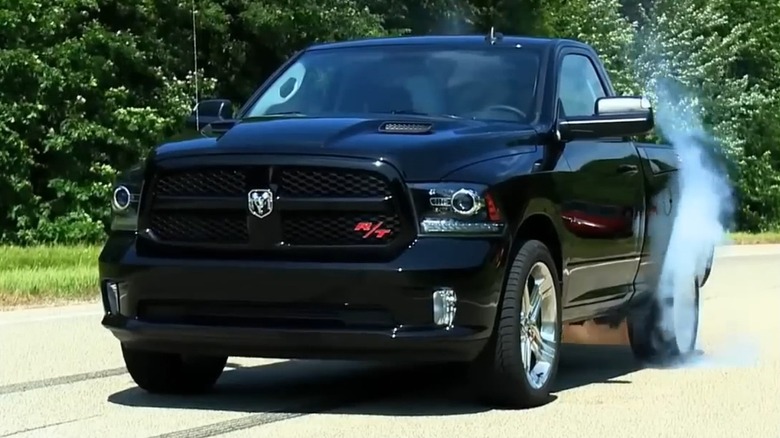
530;326;556;363
536;338;557;364
521;332;532;373
518;261;558;390
529;282;542;323
529;280;553;324
540;322;556;342
522;282;531;319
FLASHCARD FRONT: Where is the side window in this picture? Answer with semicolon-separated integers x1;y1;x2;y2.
558;54;606;117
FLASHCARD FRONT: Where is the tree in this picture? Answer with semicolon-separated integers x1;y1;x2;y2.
0;0;207;243
546;0;639;95
1;0;778;243
0;0;388;244
632;0;780;230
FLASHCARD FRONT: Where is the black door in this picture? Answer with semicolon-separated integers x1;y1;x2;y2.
554;51;646;308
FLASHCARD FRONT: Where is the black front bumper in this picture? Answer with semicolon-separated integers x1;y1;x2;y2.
100;234;508;362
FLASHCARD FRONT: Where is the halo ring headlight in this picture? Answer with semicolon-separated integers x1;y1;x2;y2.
112;185;132;211
450;188;481;216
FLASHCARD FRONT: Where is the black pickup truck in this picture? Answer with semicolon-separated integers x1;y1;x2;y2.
100;32;714;408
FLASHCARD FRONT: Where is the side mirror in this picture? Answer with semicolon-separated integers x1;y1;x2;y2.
558;96;654;141
185;99;234;131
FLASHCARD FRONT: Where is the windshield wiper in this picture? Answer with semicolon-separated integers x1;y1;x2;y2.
264;111;306;116
261;110;461;118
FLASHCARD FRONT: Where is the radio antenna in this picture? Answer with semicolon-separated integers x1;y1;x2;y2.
191;0;199;128
485;26;503;45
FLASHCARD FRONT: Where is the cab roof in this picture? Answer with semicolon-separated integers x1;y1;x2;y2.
305;34;591;52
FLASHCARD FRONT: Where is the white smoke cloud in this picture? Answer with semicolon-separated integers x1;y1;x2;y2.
643;76;735;360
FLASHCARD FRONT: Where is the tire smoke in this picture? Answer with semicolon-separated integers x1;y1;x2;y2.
644;79;734;360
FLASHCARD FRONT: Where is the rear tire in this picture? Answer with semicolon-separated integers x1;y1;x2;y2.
472;239;562;408
122;344;227;394
627;279;700;363
700;248;714;287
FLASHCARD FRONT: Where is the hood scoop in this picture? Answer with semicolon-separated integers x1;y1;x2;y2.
378;121;433;134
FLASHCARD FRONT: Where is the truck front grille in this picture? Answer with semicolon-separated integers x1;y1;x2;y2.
149;212;248;244
281;213;401;245
140;161;411;254
278;168;391;198
152;167;390;198
155;168;246;197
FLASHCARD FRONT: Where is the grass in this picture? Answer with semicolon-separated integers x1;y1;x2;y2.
0;245;101;308
727;231;780;245
0;231;778;308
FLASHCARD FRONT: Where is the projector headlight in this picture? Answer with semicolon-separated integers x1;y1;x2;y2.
110;165;144;232
112;186;132;212
409;183;505;235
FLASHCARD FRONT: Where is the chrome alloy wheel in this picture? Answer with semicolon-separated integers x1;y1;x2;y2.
519;261;558;389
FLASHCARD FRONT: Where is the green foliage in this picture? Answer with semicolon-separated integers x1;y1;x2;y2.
547;0;640;95
0;0;214;244
0;0;779;245
0;0;385;244
629;0;780;230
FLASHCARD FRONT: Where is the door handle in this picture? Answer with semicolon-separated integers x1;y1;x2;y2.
617;164;638;174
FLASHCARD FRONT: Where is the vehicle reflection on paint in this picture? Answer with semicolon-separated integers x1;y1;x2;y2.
561;200;635;239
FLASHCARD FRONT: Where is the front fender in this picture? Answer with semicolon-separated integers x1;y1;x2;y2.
442;147;567;266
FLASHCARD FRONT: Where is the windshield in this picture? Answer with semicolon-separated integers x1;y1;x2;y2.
244;45;542;123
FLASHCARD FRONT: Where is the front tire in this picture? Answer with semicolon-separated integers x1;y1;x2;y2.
472;239;562;408
627;278;700;363
122;344;228;394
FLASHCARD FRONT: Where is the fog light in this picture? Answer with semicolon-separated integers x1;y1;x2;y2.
104;281;120;314
432;288;457;328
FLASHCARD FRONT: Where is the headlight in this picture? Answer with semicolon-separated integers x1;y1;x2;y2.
112;186;132;211
110;166;144;232
408;183;505;235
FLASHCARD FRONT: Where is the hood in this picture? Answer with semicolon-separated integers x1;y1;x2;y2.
153;116;540;181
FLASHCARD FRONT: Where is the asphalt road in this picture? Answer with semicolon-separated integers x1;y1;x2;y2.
1;245;779;438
